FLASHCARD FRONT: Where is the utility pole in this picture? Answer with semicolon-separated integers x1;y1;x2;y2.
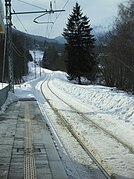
24;37;27;76
39;58;41;77
4;0;65;89
33;49;36;79
5;0;14;92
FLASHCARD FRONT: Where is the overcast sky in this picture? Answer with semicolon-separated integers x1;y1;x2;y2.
1;0;126;38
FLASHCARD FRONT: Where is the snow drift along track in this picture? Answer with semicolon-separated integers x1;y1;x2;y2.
40;75;112;179
41;73;134;179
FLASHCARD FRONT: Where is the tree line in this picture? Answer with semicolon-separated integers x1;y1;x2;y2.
60;0;134;92
97;0;134;92
0;0;133;93
0;31;33;84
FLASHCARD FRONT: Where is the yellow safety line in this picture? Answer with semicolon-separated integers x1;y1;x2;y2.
24;102;37;179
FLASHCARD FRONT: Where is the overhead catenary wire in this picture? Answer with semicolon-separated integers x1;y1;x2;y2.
47;13;54;38
54;0;58;18
12;0;68;38
32;0;67;38
53;0;70;23
45;14;51;38
47;0;70;37
12;8;27;32
1;36;27;86
15;0;46;10
11;40;27;58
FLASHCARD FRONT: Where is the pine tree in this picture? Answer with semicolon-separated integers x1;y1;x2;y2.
42;45;59;70
63;2;96;84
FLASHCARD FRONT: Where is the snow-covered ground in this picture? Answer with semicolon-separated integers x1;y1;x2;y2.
13;59;134;130
50;71;134;126
1;50;134;178
41;72;134;178
0;83;8;89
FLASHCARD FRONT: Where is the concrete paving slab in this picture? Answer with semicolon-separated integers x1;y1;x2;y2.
46;148;61;161
49;160;68;179
0;168;9;179
0;100;68;179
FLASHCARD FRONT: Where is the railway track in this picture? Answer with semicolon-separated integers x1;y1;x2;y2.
40;74;134;179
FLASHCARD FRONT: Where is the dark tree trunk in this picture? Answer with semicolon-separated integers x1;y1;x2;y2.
78;76;81;85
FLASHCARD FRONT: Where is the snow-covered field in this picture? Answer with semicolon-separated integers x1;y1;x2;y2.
1;51;134;178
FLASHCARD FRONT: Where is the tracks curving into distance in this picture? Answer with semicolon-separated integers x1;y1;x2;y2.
40;74;134;179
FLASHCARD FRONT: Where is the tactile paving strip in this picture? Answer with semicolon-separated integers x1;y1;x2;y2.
24;102;37;179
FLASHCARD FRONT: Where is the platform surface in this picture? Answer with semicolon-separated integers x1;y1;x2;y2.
0;99;68;179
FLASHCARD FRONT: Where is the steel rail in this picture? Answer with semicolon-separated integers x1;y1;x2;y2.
46;75;134;155
39;80;82;179
40;76;113;179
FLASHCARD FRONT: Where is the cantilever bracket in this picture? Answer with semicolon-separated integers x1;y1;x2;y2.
33;12;54;24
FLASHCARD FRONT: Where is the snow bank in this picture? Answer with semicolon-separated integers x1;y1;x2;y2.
0;92;18;114
50;71;134;125
0;83;8;89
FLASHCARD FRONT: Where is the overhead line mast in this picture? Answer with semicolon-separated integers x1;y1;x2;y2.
5;0;14;92
5;0;65;92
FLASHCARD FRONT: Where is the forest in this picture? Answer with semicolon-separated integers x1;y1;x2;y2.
96;0;134;92
0;0;133;92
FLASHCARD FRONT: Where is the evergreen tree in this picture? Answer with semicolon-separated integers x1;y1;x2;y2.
63;2;96;84
42;45;59;70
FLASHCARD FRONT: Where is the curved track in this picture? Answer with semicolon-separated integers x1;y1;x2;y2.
40;74;134;179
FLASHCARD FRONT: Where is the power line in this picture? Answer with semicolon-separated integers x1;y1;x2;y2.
45;14;51;38
12;0;67;38
62;0;70;9
15;0;46;10
12;8;27;32
11;40;26;58
54;0;70;21
47;14;54;38
31;1;65;38
47;0;70;37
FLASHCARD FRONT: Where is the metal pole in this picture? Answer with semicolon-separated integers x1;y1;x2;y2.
5;0;14;92
39;58;41;77
11;9;65;15
4;0;65;89
33;50;36;79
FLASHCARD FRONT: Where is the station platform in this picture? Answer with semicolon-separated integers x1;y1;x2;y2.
0;99;68;179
